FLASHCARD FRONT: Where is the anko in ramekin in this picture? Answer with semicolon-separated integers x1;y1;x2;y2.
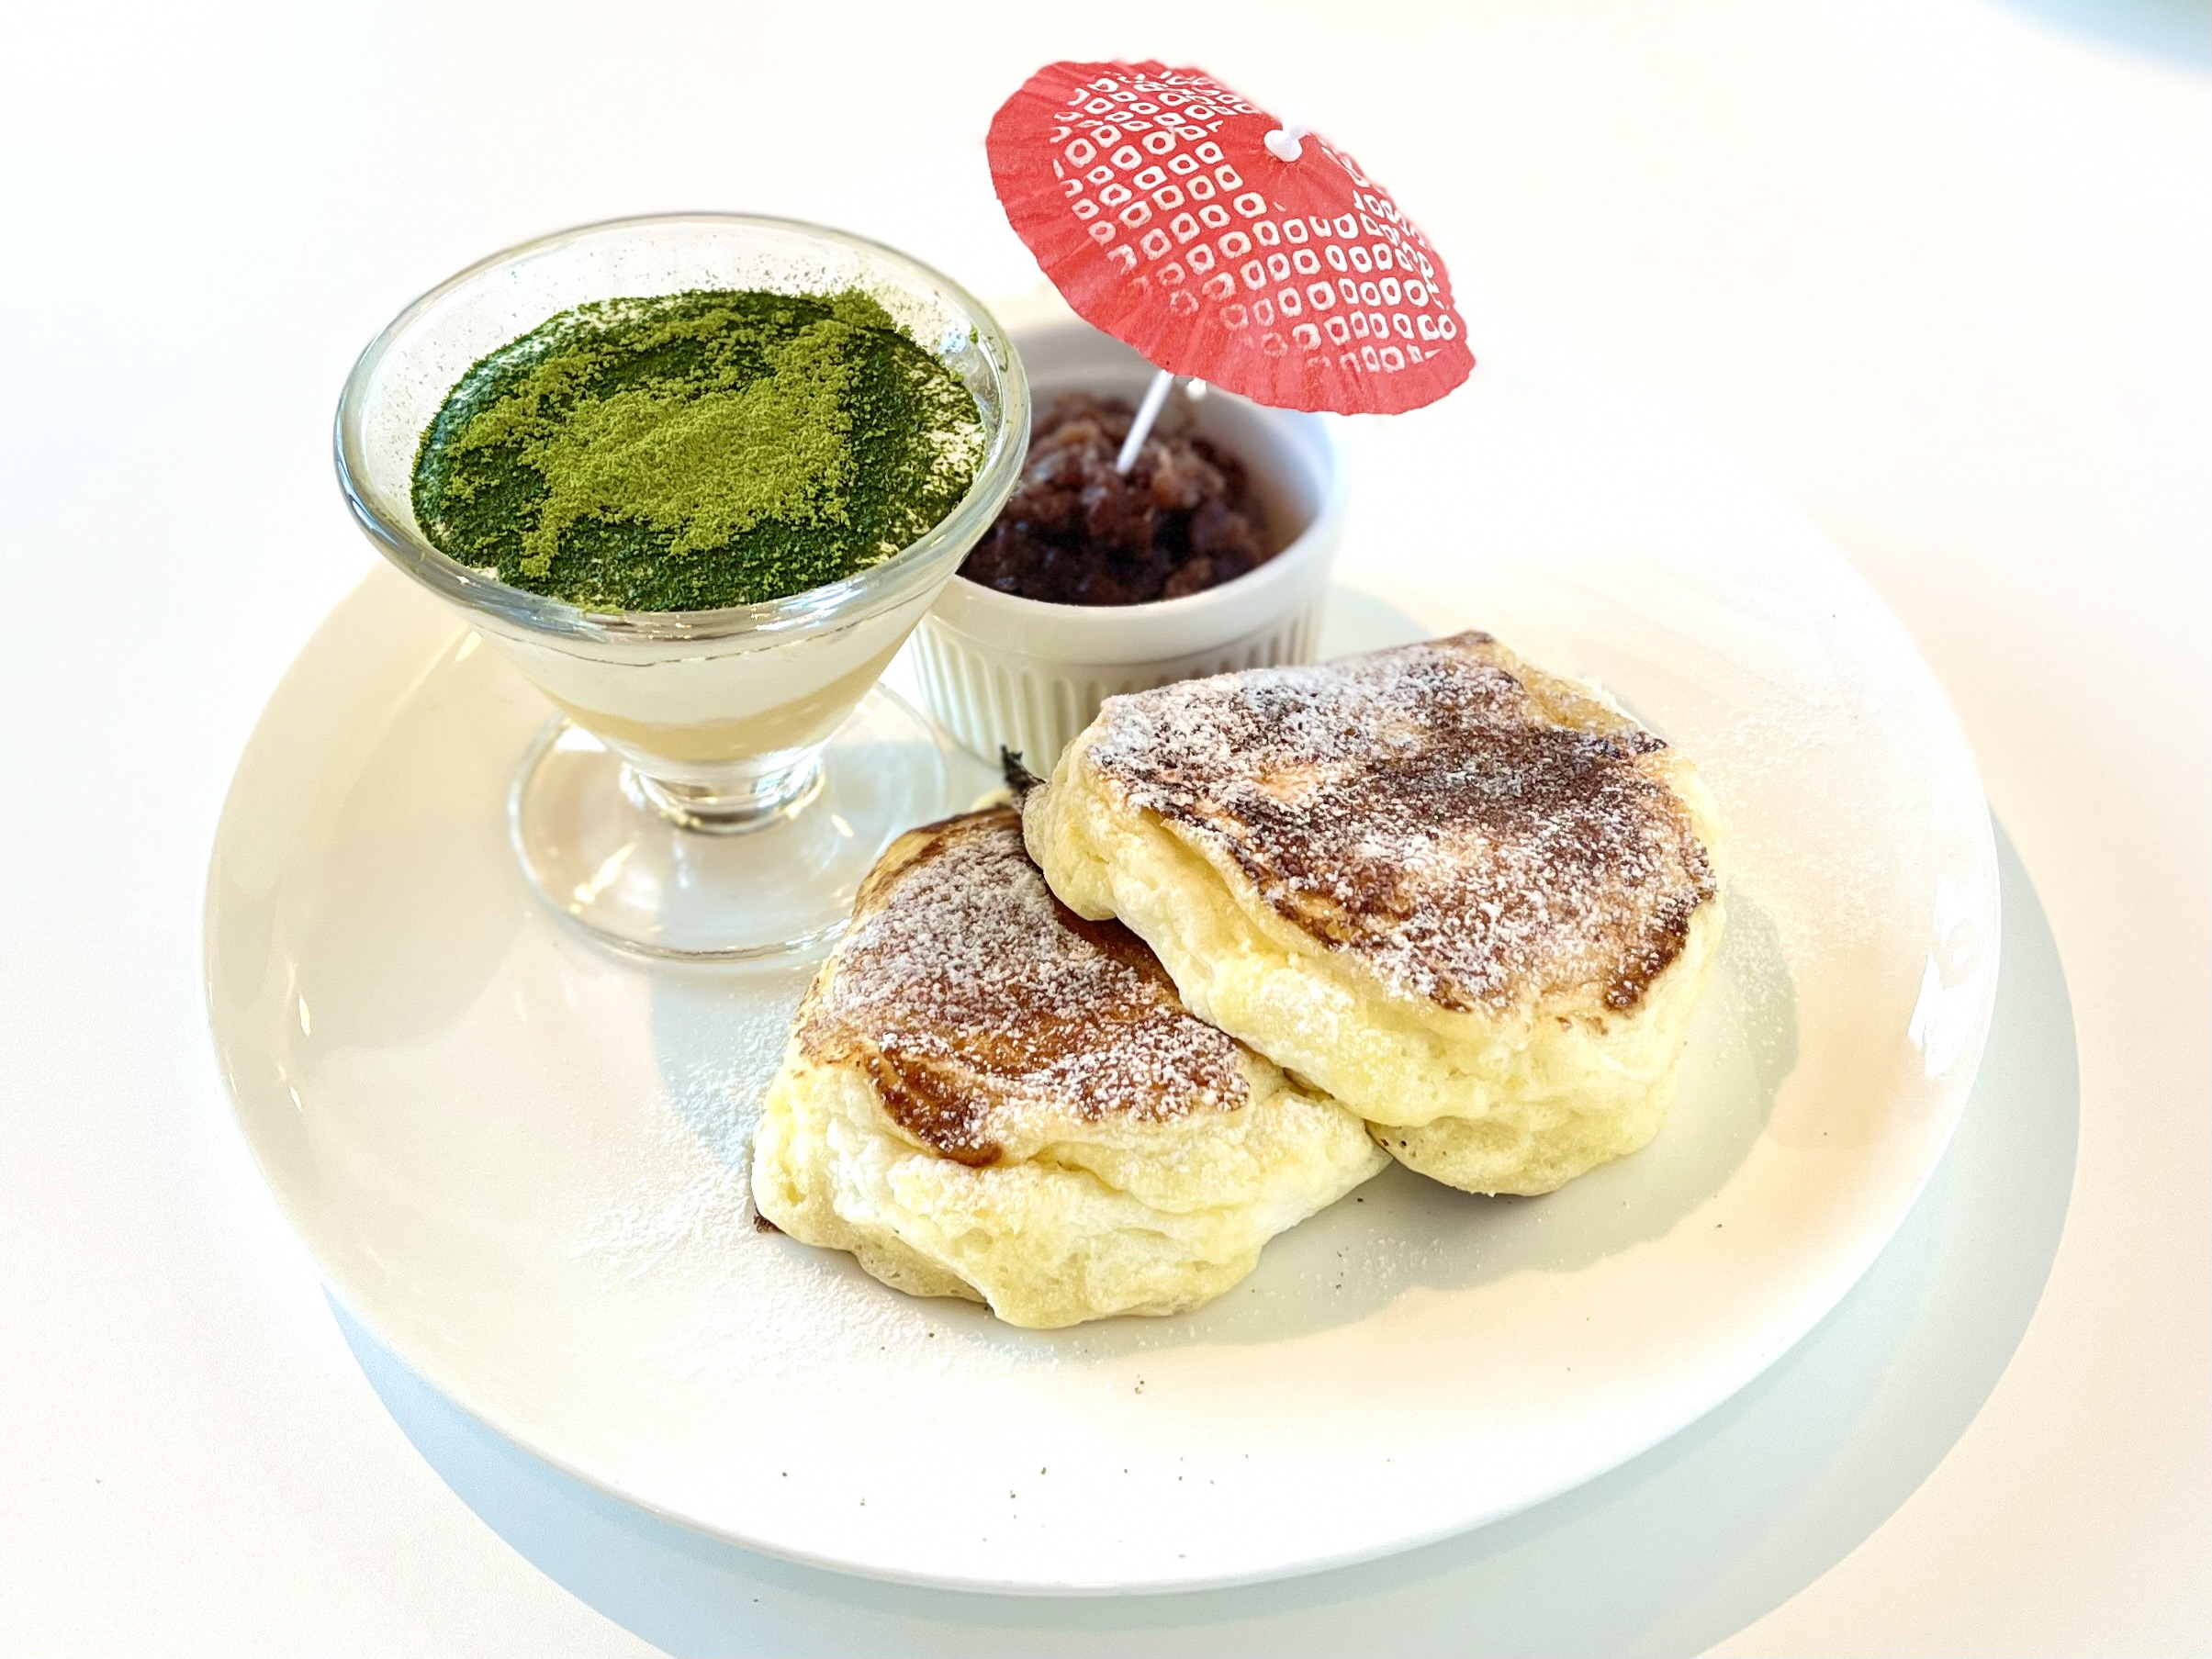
911;317;1347;771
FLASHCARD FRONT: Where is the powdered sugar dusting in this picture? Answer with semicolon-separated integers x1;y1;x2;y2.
578;968;807;1282
1082;633;1717;1014
800;808;1249;1163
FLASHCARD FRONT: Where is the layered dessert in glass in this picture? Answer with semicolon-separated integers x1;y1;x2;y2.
336;215;1028;958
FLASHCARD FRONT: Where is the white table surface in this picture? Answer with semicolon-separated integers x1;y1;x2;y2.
1;2;2204;1653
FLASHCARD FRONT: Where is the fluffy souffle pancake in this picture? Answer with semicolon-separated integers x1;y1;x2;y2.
1024;633;1725;1196
750;807;1384;1328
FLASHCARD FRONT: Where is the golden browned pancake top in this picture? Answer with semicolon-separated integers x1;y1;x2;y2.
1077;633;1717;1016
796;808;1249;1165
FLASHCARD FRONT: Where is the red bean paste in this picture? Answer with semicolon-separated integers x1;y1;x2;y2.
960;392;1273;605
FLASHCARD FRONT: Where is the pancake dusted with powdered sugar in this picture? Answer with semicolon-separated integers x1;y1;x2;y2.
1024;633;1726;1196
750;808;1383;1328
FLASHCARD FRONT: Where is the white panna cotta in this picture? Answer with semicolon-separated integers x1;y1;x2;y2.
469;592;934;783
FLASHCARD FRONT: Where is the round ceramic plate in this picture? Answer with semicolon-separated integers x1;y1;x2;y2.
205;363;1998;1595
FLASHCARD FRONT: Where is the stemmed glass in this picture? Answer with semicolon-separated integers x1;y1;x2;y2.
336;214;1028;959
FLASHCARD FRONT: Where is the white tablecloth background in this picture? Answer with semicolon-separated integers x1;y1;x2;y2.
2;1;2204;1652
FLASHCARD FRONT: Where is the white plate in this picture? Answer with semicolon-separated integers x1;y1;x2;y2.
205;363;1998;1595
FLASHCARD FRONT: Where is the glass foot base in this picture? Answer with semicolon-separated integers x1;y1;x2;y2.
509;688;954;961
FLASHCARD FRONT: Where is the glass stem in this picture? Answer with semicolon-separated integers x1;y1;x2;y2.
626;750;825;834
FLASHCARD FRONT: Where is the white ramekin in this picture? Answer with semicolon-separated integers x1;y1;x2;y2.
910;318;1347;771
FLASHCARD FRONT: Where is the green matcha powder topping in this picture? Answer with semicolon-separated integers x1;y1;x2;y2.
410;287;985;611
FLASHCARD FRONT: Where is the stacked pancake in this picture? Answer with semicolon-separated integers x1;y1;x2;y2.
753;632;1724;1326
750;806;1385;1328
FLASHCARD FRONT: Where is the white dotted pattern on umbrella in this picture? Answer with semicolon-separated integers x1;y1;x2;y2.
989;61;1475;416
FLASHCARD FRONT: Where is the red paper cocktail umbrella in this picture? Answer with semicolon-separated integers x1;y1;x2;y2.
988;59;1474;432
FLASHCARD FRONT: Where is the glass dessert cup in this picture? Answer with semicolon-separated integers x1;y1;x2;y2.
336;214;1029;959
